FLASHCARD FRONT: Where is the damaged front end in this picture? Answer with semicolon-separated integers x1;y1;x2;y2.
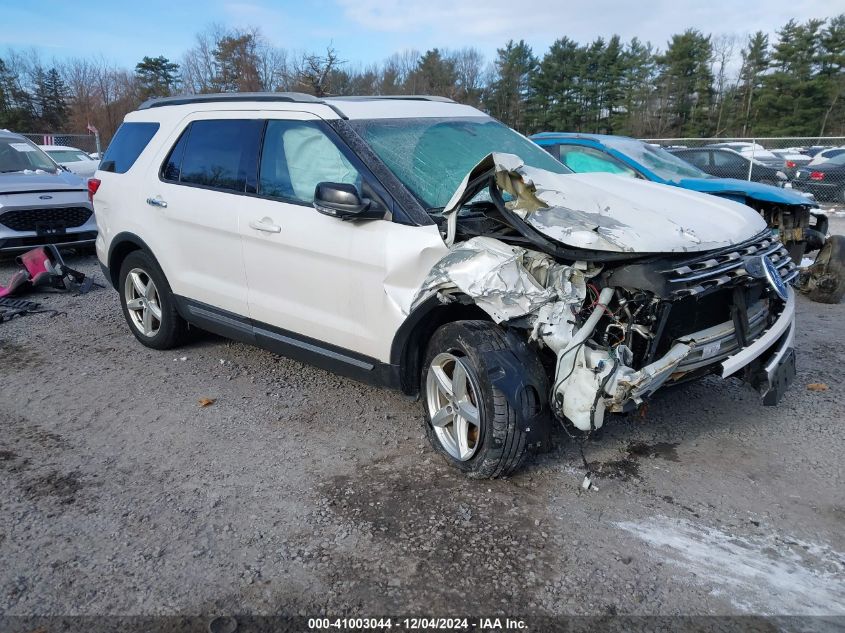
413;153;798;433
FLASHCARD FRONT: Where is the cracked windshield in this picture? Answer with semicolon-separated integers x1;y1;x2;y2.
349;116;569;210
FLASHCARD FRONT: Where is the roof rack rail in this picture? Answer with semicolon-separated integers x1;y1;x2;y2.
326;95;456;103
138;92;324;110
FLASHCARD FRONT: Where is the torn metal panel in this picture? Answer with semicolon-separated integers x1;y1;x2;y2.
442;152;766;253
410;236;560;323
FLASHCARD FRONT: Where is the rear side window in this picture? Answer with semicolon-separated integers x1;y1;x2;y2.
162;119;263;193
712;151;745;168
100;122;159;173
677;151;709;168
558;145;638;177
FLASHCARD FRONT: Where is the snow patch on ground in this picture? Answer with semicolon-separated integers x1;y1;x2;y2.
617;516;845;615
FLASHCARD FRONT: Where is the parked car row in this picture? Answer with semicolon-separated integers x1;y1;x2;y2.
531;133;830;263
39;144;100;177
659;141;845;203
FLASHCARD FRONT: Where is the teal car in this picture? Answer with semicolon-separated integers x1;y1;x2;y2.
530;133;827;264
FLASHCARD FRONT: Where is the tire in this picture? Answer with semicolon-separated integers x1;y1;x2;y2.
118;250;188;349
803;235;845;304
421;320;531;478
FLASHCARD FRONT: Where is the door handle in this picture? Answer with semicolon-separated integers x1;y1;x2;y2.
249;218;281;233
146;197;168;208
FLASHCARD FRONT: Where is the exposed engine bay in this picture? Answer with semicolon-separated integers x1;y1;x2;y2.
412;153;799;432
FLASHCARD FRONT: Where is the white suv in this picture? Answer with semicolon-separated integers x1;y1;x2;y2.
93;94;798;478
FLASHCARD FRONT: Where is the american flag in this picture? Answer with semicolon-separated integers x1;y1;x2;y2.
42;135;54;145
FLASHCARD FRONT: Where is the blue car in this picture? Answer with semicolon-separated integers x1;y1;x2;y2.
530;133;827;264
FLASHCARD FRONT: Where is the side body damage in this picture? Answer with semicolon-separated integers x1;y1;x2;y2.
409;153;798;433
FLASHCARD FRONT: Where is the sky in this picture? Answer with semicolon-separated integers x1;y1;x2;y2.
0;0;841;70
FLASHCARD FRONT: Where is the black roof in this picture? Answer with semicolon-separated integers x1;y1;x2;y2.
137;93;455;110
138;92;322;110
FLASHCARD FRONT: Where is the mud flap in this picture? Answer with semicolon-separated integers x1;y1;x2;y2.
761;347;796;406
746;346;796;406
478;329;552;448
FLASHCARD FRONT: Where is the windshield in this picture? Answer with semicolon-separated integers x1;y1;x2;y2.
0;138;58;173
348;117;570;210
47;149;92;163
602;137;710;182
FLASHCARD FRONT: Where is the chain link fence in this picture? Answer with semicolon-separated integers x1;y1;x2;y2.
642;137;845;204
19;133;101;156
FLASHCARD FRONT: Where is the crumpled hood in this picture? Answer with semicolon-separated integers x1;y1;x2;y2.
677;177;817;206
0;169;86;194
443;153;767;254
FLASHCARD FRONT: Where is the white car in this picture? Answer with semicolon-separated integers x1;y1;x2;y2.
706;142;785;170
808;146;845;166
39;145;100;177
770;148;812;175
92;94;798;477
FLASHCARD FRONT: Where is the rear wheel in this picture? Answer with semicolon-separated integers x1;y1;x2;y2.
421;320;531;478
118;250;188;349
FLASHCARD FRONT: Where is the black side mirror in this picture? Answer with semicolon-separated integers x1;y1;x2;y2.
313;182;382;221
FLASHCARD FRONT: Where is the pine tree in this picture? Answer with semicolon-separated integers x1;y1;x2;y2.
736;32;769;135
528;37;582;133
0;57;36;130
135;55;180;99
818;14;845;136
213;36;261;92
33;67;68;131
757;19;827;135
407;50;457;98
654;30;714;136
618;38;657;136
485;40;536;131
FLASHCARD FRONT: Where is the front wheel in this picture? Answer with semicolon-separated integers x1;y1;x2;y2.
801;235;845;304
421;320;531;478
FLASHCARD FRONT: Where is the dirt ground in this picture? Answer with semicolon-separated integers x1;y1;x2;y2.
1;220;843;622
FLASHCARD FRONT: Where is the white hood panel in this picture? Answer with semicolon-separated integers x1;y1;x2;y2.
444;153;767;254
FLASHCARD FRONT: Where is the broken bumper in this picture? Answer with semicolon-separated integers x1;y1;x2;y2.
610;288;797;416
721;287;796;404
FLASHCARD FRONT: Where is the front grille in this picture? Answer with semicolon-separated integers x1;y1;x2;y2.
674;300;770;372
662;230;798;297
0;230;96;251
0;207;92;231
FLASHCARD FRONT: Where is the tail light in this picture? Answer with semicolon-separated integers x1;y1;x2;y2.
786;160;796;168
809;171;825;181
87;178;101;202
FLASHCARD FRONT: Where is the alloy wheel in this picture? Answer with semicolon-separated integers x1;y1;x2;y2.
124;268;162;337
425;352;482;461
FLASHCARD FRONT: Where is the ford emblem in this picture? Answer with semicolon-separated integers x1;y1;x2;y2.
745;254;788;300
762;255;789;300
39;194;53;200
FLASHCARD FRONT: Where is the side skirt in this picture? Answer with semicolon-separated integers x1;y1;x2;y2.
173;296;401;389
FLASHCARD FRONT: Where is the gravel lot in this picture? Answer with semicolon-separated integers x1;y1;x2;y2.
1;220;844;621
